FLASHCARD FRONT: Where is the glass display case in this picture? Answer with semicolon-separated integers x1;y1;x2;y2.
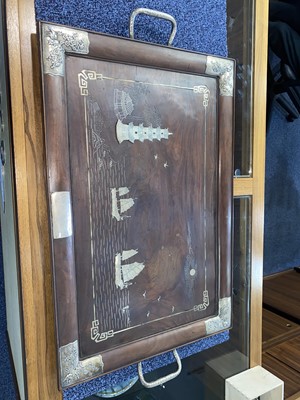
229;0;254;177
3;0;267;397
84;1;256;398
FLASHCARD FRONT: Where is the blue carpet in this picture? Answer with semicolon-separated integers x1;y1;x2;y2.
35;0;227;56
0;2;229;399
264;104;300;275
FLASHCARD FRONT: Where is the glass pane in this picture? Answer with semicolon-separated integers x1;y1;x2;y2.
227;0;254;176
86;197;252;400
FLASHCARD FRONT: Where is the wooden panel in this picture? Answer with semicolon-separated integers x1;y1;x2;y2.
287;391;300;400
262;309;300;351
6;0;62;398
263;270;300;323
40;22;234;387
69;59;218;356
250;0;268;367
0;4;25;398
233;178;253;196
266;337;300;374
263;309;300;343
229;0;269;368
262;275;300;398
263;353;300;399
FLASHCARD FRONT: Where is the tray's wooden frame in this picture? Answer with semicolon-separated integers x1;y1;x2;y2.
39;22;234;388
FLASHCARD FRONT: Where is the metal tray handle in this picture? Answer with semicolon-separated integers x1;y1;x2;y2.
129;8;177;46
138;349;182;389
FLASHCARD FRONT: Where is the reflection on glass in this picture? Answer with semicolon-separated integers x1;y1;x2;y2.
86;197;252;400
227;0;254;176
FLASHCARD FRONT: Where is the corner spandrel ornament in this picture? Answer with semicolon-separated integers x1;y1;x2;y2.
205;297;231;335
59;340;104;388
42;24;90;77
206;56;234;97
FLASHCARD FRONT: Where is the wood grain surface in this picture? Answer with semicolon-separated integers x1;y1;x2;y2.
249;0;269;367
267;337;300;374
41;23;234;382
263;353;300;399
262;309;300;351
6;0;62;398
263;270;300;323
287;391;300;400
262;275;300;399
67;57;218;356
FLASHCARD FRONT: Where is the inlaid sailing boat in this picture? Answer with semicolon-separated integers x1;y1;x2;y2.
115;249;145;290
111;187;135;221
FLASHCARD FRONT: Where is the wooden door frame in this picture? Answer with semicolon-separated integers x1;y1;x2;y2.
233;0;268;367
5;0;268;397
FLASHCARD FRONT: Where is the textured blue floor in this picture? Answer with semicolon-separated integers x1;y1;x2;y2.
35;0;227;56
264;103;300;276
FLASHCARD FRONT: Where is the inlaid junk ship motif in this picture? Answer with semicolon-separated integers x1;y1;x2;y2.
116;120;173;144
115;249;145;290
111;187;135;222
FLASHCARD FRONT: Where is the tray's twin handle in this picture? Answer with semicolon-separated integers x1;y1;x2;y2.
129;8;177;46
138;349;182;389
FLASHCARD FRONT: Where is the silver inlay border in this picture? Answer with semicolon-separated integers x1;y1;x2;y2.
42;23;90;76
205;297;231;335
205;56;234;97
59;340;104;388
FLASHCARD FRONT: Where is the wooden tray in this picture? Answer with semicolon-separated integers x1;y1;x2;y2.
39;21;235;388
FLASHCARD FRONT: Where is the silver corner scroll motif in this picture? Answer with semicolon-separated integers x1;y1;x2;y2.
206;56;234;97
59;340;104;388
205;297;231;335
42;23;89;76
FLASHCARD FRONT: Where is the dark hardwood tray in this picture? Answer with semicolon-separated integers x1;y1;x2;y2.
39;21;235;388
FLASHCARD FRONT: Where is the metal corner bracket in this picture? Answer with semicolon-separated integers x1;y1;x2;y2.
59;340;104;388
205;296;232;335
205;56;234;97
42;23;90;77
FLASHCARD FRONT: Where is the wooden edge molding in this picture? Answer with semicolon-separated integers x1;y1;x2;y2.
250;0;269;367
6;0;62;398
233;177;253;197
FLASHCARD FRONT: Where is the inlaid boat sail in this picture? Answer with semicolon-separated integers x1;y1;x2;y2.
115;249;145;290
111;187;135;221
